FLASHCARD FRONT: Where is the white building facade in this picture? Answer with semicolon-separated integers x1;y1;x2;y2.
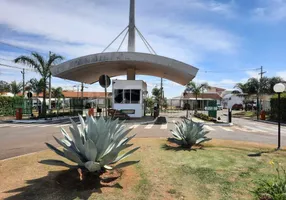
112;80;147;118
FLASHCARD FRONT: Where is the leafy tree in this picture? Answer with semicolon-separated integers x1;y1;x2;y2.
184;81;210;113
162;97;168;110
145;97;155;115
0;80;11;94
28;78;47;109
152;87;162;104
10;81;22;96
52;87;64;113
14;52;64;117
268;77;284;94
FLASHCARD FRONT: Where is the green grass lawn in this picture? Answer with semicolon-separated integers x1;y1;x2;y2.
1;139;285;200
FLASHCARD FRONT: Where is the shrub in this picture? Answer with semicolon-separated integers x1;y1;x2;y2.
253;161;286;200
40;115;140;175
169;119;212;148
194;113;216;122
270;93;286;123
0;96;24;116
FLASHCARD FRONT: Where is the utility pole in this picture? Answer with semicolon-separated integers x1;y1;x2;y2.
81;83;84;100
21;68;25;97
257;66;266;120
160;78;163;112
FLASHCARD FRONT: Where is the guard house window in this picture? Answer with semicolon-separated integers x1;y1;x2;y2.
124;90;131;103
131;90;140;104
114;89;123;103
114;89;141;104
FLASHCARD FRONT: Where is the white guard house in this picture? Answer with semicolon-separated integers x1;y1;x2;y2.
112;80;147;118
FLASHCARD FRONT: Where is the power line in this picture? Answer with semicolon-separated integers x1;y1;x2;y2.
0;57;12;62
0;63;35;72
0;40;46;54
202;68;260;73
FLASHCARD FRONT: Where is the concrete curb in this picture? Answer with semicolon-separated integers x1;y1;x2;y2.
11;116;78;124
191;117;233;126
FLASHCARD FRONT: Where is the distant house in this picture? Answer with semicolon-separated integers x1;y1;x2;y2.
222;94;244;109
181;86;225;110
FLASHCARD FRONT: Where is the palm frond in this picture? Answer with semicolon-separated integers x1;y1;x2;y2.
47;52;64;67
14;55;43;75
31;52;45;69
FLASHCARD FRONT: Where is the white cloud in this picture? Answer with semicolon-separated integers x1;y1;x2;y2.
0;0;241;99
245;70;259;78
0;0;240;63
251;0;286;21
276;71;286;80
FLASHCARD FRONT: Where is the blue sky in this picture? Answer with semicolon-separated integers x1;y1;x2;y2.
0;0;286;98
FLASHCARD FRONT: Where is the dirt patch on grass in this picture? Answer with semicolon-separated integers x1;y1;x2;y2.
0;150;140;200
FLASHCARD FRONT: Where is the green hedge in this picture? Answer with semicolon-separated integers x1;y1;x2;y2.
270;93;286;122
0;96;24;116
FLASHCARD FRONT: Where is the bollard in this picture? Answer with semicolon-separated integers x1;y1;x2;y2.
228;108;232;123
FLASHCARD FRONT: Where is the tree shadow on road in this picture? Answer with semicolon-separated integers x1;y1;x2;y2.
4;168;123;200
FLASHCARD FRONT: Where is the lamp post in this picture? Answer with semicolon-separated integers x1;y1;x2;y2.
273;83;285;150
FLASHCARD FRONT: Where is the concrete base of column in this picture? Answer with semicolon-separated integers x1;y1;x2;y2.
127;68;136;80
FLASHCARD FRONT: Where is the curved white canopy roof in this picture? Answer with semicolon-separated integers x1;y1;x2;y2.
51;52;198;85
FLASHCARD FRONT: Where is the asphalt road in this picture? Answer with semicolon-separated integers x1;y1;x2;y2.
0;115;285;160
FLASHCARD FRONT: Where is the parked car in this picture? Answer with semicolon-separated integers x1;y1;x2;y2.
232;104;243;110
246;103;257;110
217;105;223;110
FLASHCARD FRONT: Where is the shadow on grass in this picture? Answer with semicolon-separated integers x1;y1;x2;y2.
161;138;205;152
4;168;123;200
247;149;277;157
161;144;199;152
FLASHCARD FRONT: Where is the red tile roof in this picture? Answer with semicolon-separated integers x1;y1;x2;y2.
36;91;111;98
183;93;222;100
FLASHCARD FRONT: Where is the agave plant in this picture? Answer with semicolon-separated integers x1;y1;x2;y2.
169;119;211;148
40;115;140;173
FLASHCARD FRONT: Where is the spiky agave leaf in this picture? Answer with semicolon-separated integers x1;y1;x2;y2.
41;115;139;173
169;119;211;148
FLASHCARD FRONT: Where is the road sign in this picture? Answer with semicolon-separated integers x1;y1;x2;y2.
27;92;32;98
99;75;111;88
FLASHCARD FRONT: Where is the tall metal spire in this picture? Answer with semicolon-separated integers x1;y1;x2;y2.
128;0;135;52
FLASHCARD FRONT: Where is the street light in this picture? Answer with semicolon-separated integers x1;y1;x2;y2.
273;83;285;150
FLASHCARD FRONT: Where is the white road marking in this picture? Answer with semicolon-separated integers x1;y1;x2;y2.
220;127;234;132
204;125;215;131
172;120;176;123
233;126;249;132
130;124;139;129
38;124;52;128
243;126;267;133
144;124;153;129
160;124;168;129
0;124;10;127
192;118;204;123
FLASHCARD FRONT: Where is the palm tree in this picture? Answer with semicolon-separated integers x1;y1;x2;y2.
184;81;210;114
28;78;47;110
51;87;64;115
14;52;64;117
10;81;22;96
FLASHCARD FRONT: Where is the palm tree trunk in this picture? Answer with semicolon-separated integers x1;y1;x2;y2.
49;75;52;112
195;94;198;114
42;80;47;118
